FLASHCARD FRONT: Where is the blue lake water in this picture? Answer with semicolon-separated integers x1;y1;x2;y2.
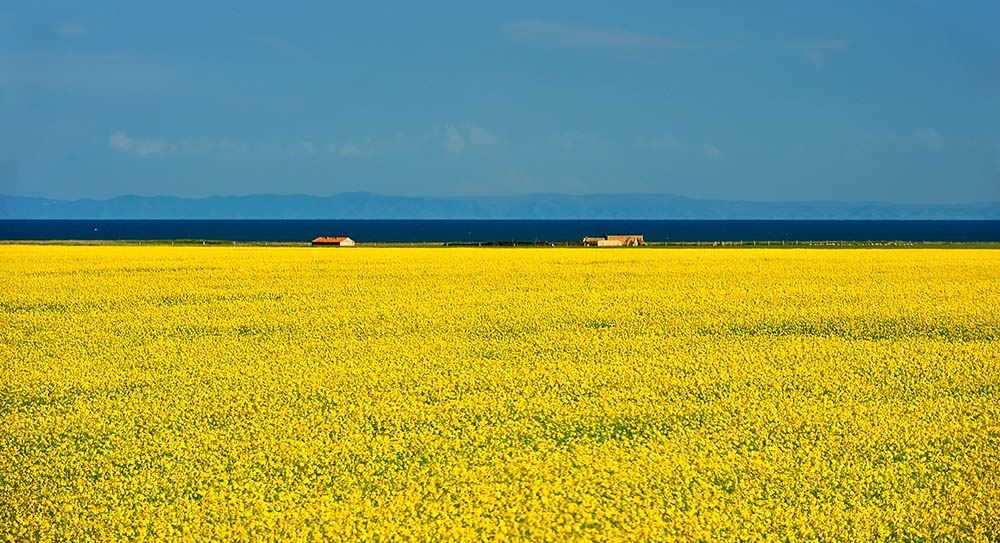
1;220;998;243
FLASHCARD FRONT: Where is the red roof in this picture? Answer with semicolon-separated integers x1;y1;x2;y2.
312;236;349;243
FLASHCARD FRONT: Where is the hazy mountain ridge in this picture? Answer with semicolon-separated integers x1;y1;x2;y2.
2;192;999;220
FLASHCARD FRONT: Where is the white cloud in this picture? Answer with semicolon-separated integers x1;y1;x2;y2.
702;144;722;159
110;125;502;160
287;141;318;157
387;132;419;152
442;123;500;154
56;22;87;36
330;133;416;158
334;145;370;158
787;40;849;65
507;20;701;50
443;126;466;154
110;130;428;160
913;128;944;150
332;139;377;159
111;132;293;159
110;131;176;158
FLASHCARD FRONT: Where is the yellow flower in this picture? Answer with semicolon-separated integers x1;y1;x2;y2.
0;246;997;541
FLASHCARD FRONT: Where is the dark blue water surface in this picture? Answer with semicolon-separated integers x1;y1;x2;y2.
1;220;998;243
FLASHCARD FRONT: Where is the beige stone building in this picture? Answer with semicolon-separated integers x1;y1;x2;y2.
583;235;645;247
311;236;356;246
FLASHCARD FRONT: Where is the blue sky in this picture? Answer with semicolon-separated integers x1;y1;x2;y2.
1;1;997;203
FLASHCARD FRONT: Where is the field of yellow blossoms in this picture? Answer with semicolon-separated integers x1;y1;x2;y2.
1;245;998;541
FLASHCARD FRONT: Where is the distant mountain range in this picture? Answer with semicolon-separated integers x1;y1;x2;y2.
2;192;998;220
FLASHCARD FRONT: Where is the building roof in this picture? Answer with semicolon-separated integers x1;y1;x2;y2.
312;236;351;243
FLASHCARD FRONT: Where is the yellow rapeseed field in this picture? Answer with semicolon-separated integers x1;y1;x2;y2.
1;245;998;542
